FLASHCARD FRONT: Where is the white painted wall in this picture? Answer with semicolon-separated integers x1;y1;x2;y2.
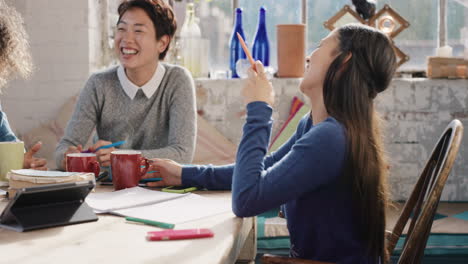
1;0;92;136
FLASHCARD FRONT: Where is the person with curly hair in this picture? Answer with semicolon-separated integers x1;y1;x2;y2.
0;1;47;170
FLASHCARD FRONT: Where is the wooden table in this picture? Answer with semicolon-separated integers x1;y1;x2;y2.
0;186;257;264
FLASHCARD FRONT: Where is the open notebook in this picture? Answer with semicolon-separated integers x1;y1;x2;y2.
86;187;187;213
86;187;232;224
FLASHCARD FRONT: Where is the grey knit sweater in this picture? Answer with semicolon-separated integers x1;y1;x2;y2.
55;64;196;169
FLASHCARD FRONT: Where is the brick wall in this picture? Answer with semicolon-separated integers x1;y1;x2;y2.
0;0;466;201
381;79;468;201
196;78;468;201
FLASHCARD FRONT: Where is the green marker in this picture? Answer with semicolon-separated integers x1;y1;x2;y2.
125;216;175;229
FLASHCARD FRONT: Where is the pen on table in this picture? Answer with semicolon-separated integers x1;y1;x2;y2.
96;171;109;182
82;140;126;153
139;177;162;183
125;216;175;229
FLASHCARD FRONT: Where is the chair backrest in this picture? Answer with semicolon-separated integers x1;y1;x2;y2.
386;119;464;264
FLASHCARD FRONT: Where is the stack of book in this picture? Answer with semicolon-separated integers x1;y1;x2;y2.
7;169;95;198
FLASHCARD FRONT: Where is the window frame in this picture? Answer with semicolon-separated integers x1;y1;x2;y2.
192;0;467;74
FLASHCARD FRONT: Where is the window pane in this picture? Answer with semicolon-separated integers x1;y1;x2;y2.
195;0;233;72
238;0;302;71
378;0;467;70
376;0;436;70
307;0;468;71
307;0;349;52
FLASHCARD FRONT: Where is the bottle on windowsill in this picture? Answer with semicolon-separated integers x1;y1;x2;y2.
229;8;247;78
252;6;270;68
180;3;203;77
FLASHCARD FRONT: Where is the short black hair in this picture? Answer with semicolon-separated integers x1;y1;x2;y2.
118;0;177;60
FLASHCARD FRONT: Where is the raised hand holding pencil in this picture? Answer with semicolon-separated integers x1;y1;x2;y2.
236;33;274;106
242;60;275;106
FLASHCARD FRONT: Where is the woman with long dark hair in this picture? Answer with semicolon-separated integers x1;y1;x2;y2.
144;23;397;263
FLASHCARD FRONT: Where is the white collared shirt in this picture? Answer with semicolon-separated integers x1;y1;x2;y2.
117;64;166;99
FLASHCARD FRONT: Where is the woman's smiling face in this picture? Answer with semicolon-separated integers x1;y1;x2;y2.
300;30;341;94
114;7;161;72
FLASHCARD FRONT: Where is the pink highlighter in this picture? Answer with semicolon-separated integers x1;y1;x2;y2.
146;228;214;241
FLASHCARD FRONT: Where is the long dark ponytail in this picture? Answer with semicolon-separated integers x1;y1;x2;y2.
323;24;397;262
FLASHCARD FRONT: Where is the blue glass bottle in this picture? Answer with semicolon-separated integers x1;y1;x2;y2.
252;6;270;67
229;8;247;78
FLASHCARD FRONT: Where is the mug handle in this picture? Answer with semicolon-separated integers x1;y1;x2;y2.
139;157;149;177
89;161;100;178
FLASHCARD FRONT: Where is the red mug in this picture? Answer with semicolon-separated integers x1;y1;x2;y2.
110;150;149;190
66;153;100;177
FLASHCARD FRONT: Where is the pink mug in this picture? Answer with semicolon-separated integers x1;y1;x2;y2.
66;153;100;177
110;150;149;190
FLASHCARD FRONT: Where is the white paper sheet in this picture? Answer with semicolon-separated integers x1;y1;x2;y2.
0;189;6;196
11;169;78;177
85;187;188;212
114;193;232;224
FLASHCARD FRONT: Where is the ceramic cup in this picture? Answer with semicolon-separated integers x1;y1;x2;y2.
66;153;100;177
0;141;24;184
277;24;306;78
110;150;149;190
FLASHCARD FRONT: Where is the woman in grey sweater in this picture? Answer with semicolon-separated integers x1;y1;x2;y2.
55;0;196;169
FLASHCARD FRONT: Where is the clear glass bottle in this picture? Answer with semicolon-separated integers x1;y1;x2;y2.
252;6;270;67
229;8;247;78
180;3;202;77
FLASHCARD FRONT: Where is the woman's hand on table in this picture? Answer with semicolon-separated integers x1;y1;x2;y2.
23;142;48;170
143;158;182;187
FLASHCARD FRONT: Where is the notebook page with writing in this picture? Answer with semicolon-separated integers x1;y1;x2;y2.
114;193;231;224
86;187;188;213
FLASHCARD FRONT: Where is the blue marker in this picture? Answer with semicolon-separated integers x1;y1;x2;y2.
95;141;126;151
140;178;162;183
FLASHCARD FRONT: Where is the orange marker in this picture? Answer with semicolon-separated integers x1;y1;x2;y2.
236;32;256;71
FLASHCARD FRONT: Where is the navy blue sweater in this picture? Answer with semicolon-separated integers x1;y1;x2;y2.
183;102;372;263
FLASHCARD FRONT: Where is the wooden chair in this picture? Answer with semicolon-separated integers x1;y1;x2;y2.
386;119;463;263
262;120;463;264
